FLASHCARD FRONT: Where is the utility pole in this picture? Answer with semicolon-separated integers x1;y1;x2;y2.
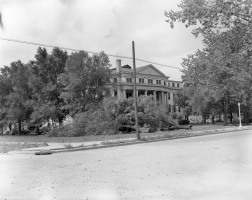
132;41;140;140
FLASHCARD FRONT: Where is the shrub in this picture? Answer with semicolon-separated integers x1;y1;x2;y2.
72;109;116;136
172;113;177;119
47;124;75;137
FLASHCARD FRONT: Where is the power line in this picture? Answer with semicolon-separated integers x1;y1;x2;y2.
0;37;182;70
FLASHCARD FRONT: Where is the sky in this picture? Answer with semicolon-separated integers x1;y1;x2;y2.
0;0;203;81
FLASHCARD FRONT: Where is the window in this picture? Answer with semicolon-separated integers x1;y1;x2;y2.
164;81;166;86
179;107;181;112
173;104;176;112
113;78;117;83
148;79;153;84
172;83;175;87
177;83;180;88
114;91;117;97
156;80;161;85
139;78;144;83
168;93;170;100
168;104;171;112
126;78;132;83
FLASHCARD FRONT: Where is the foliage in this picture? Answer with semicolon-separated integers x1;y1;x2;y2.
72;109;116;136
29;47;68;125
49;95;169;137
0;47;113;135
0;74;12;126
47;124;75;137
165;0;252;124
59;51;112;115
0;61;33;134
165;0;252;36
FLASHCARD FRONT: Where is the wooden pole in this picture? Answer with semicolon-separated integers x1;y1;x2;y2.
132;41;140;140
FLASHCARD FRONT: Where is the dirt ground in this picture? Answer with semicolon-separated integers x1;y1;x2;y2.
1;129;252;199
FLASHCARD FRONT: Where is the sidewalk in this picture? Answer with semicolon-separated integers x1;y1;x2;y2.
9;125;252;155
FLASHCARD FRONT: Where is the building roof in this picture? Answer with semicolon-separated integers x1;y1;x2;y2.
136;64;169;79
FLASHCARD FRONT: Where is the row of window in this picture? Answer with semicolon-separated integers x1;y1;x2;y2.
114;78;180;87
168;105;181;113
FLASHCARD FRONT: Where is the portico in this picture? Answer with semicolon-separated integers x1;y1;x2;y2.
112;88;169;109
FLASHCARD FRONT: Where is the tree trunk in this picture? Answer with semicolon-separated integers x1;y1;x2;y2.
203;117;206;123
230;112;233;124
18;120;22;135
223;112;228;126
8;124;12;131
245;112;250;124
212;115;215;124
58;116;64;126
223;94;229;126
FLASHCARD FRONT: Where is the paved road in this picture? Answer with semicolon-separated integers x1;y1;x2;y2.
1;130;252;200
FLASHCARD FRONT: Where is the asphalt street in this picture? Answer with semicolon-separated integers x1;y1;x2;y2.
1;129;252;200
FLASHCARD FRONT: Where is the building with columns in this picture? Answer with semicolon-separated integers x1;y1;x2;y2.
111;60;183;115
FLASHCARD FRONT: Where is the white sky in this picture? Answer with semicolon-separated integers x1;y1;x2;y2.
0;0;203;81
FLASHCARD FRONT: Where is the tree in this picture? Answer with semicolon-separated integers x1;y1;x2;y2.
0;74;12;133
59;51;112;115
1;61;33;134
165;0;252;37
29;47;68;125
165;0;252;124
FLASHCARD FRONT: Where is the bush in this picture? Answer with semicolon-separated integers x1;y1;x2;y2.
47;124;75;137
172;113;177;119
72;110;116;136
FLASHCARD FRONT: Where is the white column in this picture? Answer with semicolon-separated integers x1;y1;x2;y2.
123;90;126;99
161;91;164;106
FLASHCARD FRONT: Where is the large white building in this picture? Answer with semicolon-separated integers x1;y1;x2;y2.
111;59;183;115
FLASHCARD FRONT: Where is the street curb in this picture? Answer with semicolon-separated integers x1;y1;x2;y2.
31;126;252;155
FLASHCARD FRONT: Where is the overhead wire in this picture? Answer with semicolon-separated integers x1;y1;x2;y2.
0;37;182;70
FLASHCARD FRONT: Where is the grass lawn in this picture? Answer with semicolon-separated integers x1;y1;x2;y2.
0;142;48;154
0;124;241;143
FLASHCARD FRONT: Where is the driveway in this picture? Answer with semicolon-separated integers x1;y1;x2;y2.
1;130;252;199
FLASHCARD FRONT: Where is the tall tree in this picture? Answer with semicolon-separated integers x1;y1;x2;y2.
59;51;112;115
0;74;12;132
165;0;252;124
1;61;32;134
29;47;68;125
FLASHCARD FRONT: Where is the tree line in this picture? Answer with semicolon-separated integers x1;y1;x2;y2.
0;47;171;136
166;0;252;125
0;47;112;134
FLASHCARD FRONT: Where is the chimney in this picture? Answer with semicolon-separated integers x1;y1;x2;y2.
116;59;121;73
